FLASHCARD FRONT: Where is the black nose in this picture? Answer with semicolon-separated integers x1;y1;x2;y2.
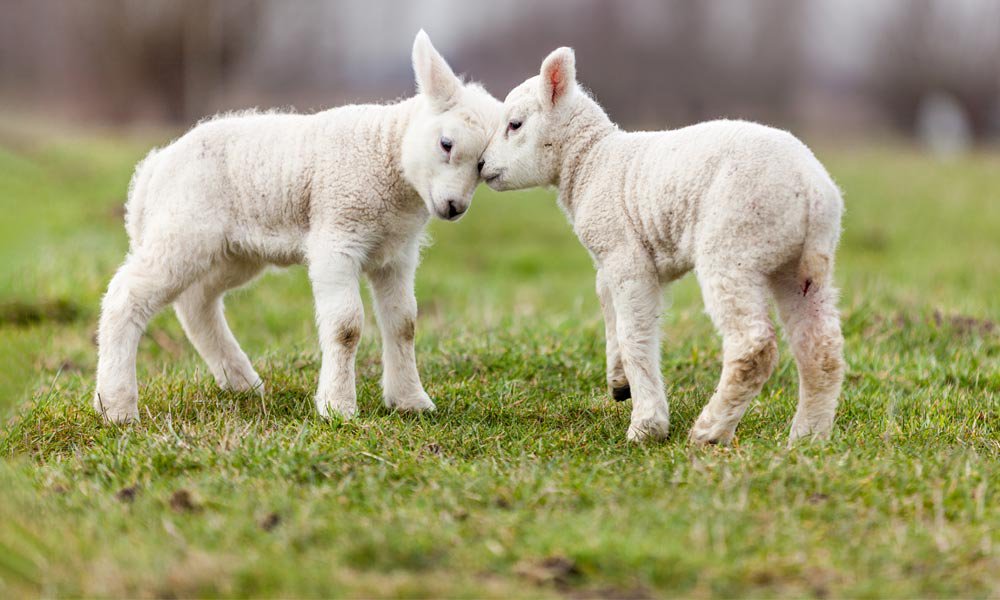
477;159;485;174
446;200;462;219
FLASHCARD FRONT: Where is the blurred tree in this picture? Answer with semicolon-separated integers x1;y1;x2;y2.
2;0;998;141
456;0;804;128
70;0;262;123
870;0;1000;141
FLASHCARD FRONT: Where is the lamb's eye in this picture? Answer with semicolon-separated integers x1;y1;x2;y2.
440;137;453;153
507;120;522;132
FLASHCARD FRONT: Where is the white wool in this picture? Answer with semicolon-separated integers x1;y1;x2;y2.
482;47;845;444
94;31;501;423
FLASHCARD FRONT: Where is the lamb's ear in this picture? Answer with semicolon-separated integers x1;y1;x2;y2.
412;30;461;111
539;47;576;109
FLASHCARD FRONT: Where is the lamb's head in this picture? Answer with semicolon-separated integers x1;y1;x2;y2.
481;47;579;191
402;30;501;221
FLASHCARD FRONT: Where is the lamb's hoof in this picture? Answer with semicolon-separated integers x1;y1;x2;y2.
626;417;670;443
93;392;139;424
217;363;265;395
611;384;631;402
788;420;833;445
316;396;358;421
223;375;266;397
689;417;736;447
385;391;436;413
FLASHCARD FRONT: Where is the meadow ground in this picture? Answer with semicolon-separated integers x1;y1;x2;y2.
0;126;997;598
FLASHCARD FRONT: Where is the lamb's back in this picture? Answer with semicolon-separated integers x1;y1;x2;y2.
573;120;828;277
128;106;395;241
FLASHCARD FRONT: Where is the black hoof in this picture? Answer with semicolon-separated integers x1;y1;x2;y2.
611;384;631;402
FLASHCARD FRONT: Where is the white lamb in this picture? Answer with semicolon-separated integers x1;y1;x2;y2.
481;48;845;444
94;31;501;423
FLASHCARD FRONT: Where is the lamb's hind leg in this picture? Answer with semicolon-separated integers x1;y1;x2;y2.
770;267;845;443
174;261;264;395
94;252;197;423
690;269;778;445
596;268;629;401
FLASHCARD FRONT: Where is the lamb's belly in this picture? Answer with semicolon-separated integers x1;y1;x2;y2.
635;204;695;282
652;247;693;282
226;185;311;266
234;229;306;267
265;239;307;267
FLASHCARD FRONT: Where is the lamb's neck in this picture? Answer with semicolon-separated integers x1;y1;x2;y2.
555;101;617;220
360;95;425;212
382;96;420;180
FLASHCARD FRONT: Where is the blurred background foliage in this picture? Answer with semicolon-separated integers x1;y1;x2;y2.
0;0;999;149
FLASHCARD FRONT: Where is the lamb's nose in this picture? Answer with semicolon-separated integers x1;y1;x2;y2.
446;200;463;219
477;159;485;174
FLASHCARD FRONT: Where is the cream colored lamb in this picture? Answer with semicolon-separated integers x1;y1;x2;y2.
481;48;845;444
94;31;501;423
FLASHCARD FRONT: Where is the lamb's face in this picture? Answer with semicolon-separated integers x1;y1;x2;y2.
403;86;499;221
482;47;577;192
402;31;501;221
480;78;554;191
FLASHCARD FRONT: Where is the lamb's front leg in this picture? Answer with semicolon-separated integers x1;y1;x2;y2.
367;249;435;413
607;268;670;442
309;249;364;420
596;268;629;401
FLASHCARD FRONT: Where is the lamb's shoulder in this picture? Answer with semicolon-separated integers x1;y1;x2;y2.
566;177;624;261
564;133;671;260
568;195;621;262
310;104;420;223
309;104;428;266
559;133;655;263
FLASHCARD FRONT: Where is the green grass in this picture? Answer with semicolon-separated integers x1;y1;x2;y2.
0;129;997;598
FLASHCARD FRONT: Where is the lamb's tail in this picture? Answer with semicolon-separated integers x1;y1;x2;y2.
797;176;843;296
123;147;160;248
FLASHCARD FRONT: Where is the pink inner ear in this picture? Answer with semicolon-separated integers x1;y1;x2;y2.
548;60;563;105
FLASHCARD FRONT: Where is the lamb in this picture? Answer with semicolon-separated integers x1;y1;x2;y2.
94;31;501;423
481;47;845;444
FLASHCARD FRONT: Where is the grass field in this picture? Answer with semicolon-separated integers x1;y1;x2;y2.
0;127;997;598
